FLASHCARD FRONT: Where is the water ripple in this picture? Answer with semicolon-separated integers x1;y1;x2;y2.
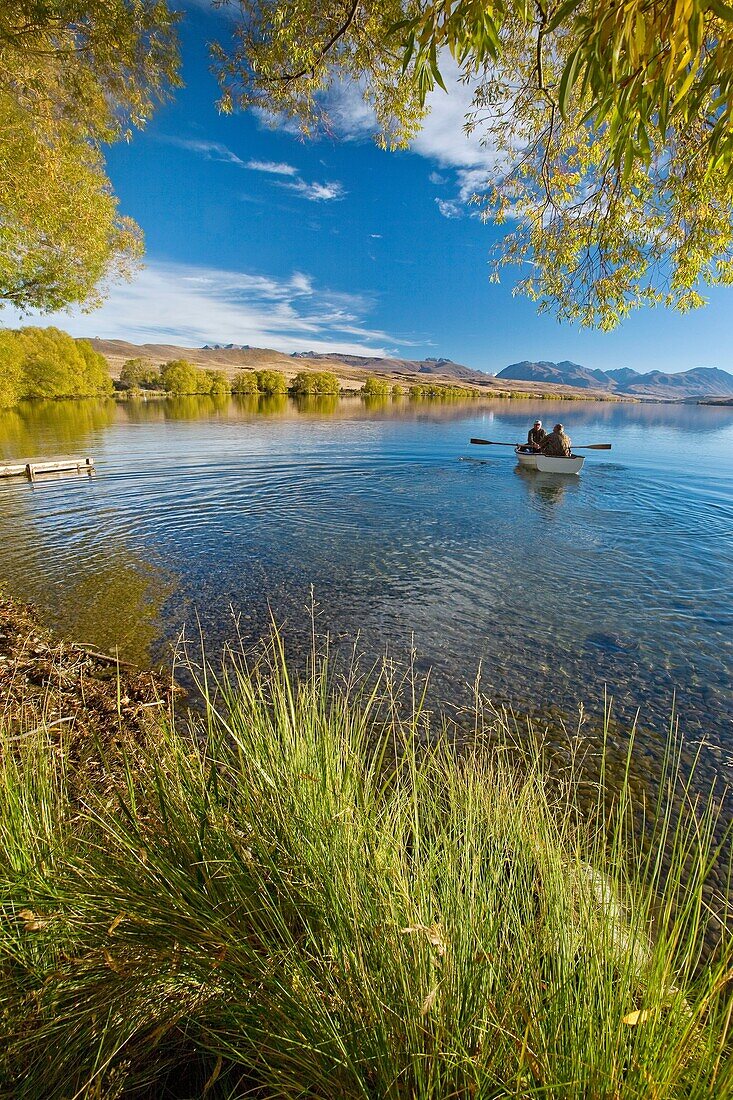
0;397;731;750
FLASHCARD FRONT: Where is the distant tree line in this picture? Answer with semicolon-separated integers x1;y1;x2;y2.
290;370;341;395
118;360;343;398
232;369;289;395
119;358;231;396
361;376;481;400
0;327;112;407
122;364;499;402
359;377;598;401
407;383;480;399
361;377;398;398
122;366;498;401
0;336;601;411
488;390;590;401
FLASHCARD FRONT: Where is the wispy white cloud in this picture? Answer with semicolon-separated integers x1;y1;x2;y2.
162;140;302;178
411;62;497;174
455;166;494;204
246;159;298;176
435;198;463;219
3;261;412;356
161;138;345;204
281;179;346;202
405;62;500;211
160;137;245;165
300;59;498;215
322;78;376;139
312;61;493;173
288;271;314;294
252;105;304;136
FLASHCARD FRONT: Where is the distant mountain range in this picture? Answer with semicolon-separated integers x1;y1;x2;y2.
94;338;733;400
497;361;733;399
275;351;487;382
202;343;251;351
201;347;733;398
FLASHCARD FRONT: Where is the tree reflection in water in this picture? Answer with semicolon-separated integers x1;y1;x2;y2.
0;399;118;459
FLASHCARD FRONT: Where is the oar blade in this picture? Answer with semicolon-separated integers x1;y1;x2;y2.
469;438;520;446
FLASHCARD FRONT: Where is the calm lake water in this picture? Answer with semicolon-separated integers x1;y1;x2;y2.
1;395;731;757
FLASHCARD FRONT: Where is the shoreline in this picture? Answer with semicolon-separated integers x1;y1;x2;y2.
2;590;731;1097
2;587;729;871
0;388;633;410
0;594;178;792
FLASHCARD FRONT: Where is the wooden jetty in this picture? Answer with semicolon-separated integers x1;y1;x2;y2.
0;457;95;482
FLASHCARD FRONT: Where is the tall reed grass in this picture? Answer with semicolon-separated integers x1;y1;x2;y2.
1;630;731;1098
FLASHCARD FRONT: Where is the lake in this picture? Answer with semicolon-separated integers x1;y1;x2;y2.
1;394;731;760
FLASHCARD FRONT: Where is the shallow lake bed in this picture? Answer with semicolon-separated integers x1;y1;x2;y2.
0;394;731;762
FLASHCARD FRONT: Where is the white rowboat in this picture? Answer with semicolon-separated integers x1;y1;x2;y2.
514;447;584;474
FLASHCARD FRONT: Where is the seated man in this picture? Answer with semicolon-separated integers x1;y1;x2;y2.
516;419;546;453
526;419;546;451
540;423;572;457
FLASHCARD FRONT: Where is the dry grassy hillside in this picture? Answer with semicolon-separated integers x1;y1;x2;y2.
91;339;620;399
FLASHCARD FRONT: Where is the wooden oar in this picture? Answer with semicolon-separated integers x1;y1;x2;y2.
470;438;520;446
470;437;612;450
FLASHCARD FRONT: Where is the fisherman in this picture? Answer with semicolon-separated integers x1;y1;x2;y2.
526;419;546;450
540;423;572;457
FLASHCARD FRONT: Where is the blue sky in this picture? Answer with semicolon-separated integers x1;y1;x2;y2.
7;4;733;374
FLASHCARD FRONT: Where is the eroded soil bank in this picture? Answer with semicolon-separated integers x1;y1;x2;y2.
0;594;179;795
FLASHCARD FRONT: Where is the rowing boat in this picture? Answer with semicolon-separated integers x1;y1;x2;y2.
514;447;584;474
469;437;609;469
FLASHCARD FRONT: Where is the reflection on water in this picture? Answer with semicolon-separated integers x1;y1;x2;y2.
53;552;171;667
233;393;289;418
0;486;170;667
293;394;340;417
0;399;118;458
0;394;731;760
514;466;581;509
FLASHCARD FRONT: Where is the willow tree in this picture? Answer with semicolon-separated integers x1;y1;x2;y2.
213;0;733;328
0;2;180;312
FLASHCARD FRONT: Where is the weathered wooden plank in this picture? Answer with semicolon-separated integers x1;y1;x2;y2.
0;457;95;479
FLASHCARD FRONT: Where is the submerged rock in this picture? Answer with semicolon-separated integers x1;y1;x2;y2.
584;631;641;655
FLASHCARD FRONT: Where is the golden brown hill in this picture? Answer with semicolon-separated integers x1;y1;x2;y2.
91;339;622;399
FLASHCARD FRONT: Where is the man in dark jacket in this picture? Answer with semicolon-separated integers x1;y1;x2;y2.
540;423;572;457
527;420;546;449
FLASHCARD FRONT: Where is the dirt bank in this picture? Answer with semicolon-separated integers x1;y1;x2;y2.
0;594;179;794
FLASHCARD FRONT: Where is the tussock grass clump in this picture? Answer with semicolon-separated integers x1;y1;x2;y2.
1;632;732;1098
